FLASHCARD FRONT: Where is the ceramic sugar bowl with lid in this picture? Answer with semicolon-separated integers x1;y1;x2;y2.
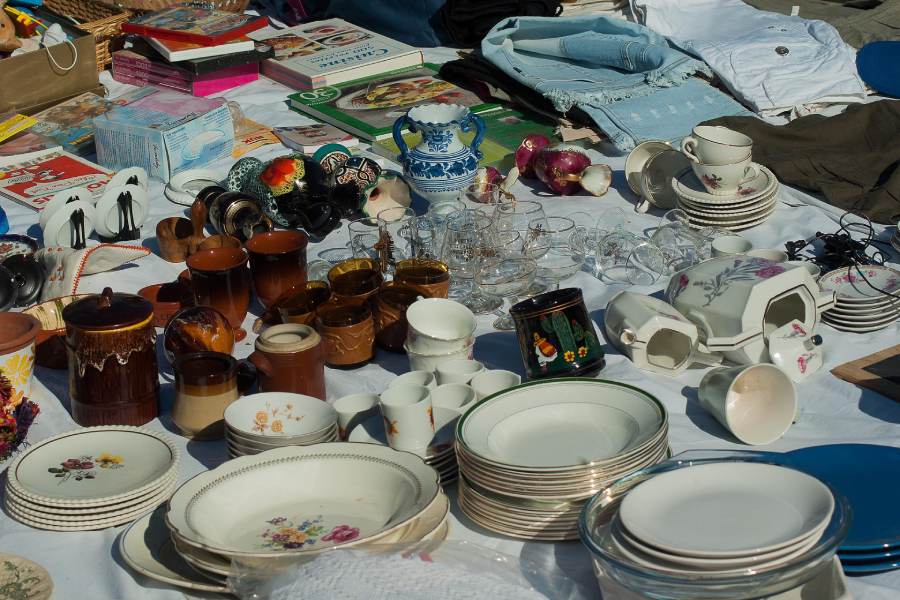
63;287;160;426
666;256;835;364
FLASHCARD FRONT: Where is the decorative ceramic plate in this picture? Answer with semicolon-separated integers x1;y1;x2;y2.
0;235;39;261
821;316;898;332
681;203;777;227
818;266;900;302
173;537;235;577
827;299;900;315
7;426;179;507
3;474;175;516
619;462;834;558
224;392;338;439
685;210;774;232
677;193;776;217
166;443;439;558
823;307;900;323
119;508;230;593
458;379;666;470
5;480;175;522
673;166;776;205
0;554;52;600
625;140;672;194
639;149;691;209
226;423;338;449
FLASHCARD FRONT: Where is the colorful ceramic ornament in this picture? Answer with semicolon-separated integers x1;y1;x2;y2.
226;154;328;227
532;146;592;195
313;143;352;177
515;134;551;178
363;171;412;217
330;155;381;199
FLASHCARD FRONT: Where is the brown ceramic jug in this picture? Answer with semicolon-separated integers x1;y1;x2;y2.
248;324;326;399
63;287;159;426
186;247;251;341
315;302;375;368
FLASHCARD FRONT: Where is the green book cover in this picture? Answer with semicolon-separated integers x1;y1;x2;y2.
372;107;558;170
287;63;500;141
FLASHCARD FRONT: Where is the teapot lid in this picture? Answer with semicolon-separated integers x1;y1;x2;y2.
63;287;153;330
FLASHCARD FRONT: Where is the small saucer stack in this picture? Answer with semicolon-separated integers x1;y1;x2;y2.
818;266;900;332
673;166;779;231
3;426;179;531
223;392;338;458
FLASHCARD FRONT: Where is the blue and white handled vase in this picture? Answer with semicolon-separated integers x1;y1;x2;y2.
392;103;486;205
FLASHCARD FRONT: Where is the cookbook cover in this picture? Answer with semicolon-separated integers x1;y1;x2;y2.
0;148;113;210
122;7;268;45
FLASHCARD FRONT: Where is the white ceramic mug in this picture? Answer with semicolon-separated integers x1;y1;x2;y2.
379;384;435;453
681;125;752;165
470;370;521;401
748;249;788;262
711;235;753;257
691;158;760;197
435;359;484;385
389;370;437;389
430;383;477;415
332;393;380;440
698;364;796;445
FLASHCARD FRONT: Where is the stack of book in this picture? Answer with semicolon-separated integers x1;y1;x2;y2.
115;6;273;96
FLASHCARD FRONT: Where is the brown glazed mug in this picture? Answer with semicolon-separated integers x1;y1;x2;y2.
374;281;422;352
186;247;251;341
197;234;242;252
172;351;241;440
327;258;383;306
246;229;309;309
248;324;326;399
394;258;450;298
275;281;332;326
315;302;375;368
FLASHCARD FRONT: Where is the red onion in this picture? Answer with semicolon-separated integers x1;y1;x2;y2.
533;146;592;195
515;134;551;178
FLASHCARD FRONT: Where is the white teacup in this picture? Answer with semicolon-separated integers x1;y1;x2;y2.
431;383;477;415
435;359;484;385
470;370;521;401
681;125;752;165
389;370;437;389
698;364;796;445
332;393;379;440
379;384;434;453
691;158;760;196
748;249;789;262
711;235;752;257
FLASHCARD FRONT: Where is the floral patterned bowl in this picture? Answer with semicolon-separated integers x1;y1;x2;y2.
23;295;89;369
665;256;834;365
223;392;337;442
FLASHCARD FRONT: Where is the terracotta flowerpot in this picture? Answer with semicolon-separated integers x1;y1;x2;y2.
0;312;41;407
246;229;309;309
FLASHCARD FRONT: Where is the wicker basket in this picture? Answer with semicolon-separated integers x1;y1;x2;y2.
44;0;132;71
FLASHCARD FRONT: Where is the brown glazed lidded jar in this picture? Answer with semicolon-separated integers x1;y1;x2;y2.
248;324;326;399
315;302;375;368
63;287;159;426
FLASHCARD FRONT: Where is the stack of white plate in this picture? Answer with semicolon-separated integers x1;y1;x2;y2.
127;443;448;588
347;406;459;486
4;426;179;531
818;265;900;332
223;392;339;458
455;379;668;541
672;166;779;231
608;462;834;577
891;226;900;253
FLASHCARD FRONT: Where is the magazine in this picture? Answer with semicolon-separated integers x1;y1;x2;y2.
0;148;113;210
273;123;359;154
122;7;268;45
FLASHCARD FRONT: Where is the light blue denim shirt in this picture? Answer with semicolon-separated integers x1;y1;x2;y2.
481;15;752;152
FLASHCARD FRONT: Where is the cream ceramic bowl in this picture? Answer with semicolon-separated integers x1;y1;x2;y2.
223;392;337;441
405;298;476;354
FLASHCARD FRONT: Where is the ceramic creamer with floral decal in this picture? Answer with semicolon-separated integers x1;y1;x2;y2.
0;313;41;410
666;256;834;365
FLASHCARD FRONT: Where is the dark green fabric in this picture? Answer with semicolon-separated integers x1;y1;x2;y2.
744;0;900;48
705;101;900;225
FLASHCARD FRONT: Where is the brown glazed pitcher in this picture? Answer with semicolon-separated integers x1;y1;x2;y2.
248;324;326;399
187;247;251;341
246;229;309;309
63;288;159;426
316;302;375;368
172;351;241;440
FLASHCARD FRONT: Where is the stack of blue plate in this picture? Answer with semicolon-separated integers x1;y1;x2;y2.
784;444;900;575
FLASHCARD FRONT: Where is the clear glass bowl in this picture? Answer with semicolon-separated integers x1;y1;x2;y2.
578;451;851;600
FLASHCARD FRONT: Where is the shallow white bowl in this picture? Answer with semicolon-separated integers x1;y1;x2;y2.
224;392;337;440
405;298;476;354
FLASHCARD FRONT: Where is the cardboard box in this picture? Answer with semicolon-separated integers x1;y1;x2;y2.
92;86;234;182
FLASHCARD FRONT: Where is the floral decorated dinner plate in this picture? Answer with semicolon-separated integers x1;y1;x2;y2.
818;265;900;302
674;165;776;205
0;554;52;600
6;426;179;507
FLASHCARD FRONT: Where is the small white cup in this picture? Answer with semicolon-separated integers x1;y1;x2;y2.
691;158;760;196
470;370;521;401
698;364;796;445
389;370;437;389
747;249;788;262
378;384;435;453
681;125;753;165
332;393;380;440
435;359;484;385
711;235;753;258
431;383;477;415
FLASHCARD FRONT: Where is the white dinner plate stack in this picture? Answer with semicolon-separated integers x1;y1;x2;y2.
455;379;668;541
223;392;339;458
672;166;779;231
4;426;179;531
818;265;900;332
347;406;459;487
891;227;900;253
143;443;448;588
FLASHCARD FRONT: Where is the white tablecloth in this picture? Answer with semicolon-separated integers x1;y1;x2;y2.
1;54;899;599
